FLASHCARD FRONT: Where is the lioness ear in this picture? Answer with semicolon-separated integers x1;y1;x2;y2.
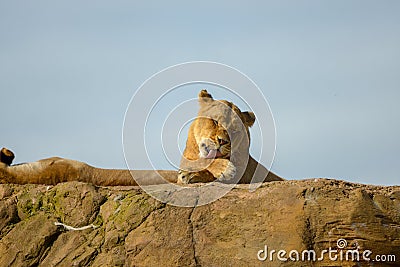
242;111;256;127
198;89;213;103
0;147;15;166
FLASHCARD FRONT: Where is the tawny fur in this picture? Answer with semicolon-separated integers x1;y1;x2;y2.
178;90;283;184
1;90;282;186
0;150;177;186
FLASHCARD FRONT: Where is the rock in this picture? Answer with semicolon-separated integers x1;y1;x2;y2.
0;180;399;266
0;213;59;266
0;196;19;236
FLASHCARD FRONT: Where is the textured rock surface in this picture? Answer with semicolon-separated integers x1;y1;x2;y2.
0;179;399;266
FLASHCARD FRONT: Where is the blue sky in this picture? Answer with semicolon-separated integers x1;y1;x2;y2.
1;1;399;185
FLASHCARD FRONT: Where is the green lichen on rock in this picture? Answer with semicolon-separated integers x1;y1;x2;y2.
110;192;163;230
16;186;47;219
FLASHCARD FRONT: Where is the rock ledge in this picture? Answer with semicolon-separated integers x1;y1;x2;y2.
0;179;399;266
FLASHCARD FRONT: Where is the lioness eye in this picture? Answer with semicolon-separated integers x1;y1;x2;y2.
218;138;228;145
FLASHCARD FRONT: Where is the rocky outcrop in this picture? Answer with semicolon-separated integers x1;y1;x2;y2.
0;179;399;266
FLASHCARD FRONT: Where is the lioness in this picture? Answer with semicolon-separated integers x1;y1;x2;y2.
178;90;282;184
0;90;282;185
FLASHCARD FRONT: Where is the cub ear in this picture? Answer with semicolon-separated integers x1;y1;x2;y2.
198;89;214;103
242;111;255;127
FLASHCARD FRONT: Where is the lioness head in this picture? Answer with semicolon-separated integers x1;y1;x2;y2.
189;90;255;161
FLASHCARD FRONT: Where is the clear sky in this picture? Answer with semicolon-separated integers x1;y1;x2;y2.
1;1;399;185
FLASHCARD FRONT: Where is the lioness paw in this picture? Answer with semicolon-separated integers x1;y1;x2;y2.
177;169;215;184
216;161;236;181
207;160;236;181
177;169;191;184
